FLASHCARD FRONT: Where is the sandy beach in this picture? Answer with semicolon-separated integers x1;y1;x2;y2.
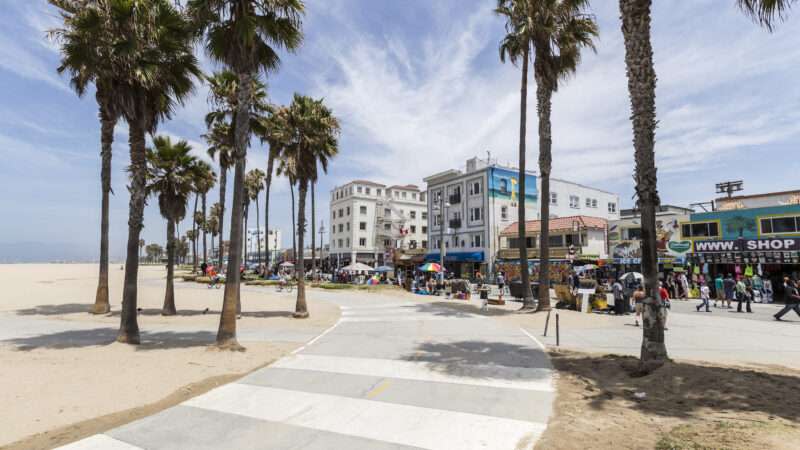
0;264;340;449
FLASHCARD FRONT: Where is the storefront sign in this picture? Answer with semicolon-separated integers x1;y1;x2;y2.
693;238;800;253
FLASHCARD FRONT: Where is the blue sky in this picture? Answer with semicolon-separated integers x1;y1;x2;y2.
1;0;799;261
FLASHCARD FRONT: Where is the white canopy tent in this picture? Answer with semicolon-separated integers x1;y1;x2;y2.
340;262;375;273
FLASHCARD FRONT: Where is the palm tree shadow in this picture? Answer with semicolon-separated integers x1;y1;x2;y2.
14;305;292;319
15;303;93;316
551;352;800;423
4;328;216;351
402;340;551;382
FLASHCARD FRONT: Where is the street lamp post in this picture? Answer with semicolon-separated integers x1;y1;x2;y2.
318;221;326;278
438;192;450;283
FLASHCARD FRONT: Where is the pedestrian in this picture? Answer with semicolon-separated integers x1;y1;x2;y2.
200;261;208;276
633;285;645;327
723;273;736;309
678;272;689;300
736;276;753;313
714;273;724;307
696;281;711;312
612;277;625;315
659;282;670;330
775;278;800;321
497;271;506;302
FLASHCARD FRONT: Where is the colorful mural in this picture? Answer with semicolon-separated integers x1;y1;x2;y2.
608;215;691;261
687;204;800;240
488;167;537;203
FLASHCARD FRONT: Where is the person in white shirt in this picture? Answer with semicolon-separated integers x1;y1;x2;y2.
696;281;711;312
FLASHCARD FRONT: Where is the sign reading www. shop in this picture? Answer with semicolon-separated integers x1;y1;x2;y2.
694;238;800;253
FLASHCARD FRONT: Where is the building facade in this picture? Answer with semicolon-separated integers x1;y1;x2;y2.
608;205;694;265
329;180;428;268
423;157;620;278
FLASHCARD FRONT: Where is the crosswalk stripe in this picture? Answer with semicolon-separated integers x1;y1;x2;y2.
340;314;486;323
271;354;553;392
184;383;546;450
55;434;143;450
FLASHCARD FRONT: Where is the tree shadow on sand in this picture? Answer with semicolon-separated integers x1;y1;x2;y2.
4;328;217;351
401;340;551;382
550;351;800;423
15;303;92;316
15;304;293;319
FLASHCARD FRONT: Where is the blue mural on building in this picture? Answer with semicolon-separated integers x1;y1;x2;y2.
488;167;537;203
686;204;800;241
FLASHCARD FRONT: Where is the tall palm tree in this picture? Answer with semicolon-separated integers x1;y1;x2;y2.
49;0;123;315
208;203;221;262
104;0;201;344
146;136;197;315
497;0;598;312
256;107;285;272
204;122;233;272
737;0;795;30
270;94;340;318
189;0;304;349
191;160;216;272
245;168;266;266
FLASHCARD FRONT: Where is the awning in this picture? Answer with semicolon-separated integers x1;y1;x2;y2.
424;251;485;263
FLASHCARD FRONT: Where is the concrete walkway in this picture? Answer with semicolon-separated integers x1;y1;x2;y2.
57;294;554;450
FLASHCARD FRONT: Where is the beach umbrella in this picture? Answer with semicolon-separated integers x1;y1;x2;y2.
374;265;393;273
419;262;443;272
279;261;295;268
341;262;375;272
619;272;644;282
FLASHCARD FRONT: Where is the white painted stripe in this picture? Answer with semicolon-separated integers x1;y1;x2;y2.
271;354;553;392
342;307;422;316
520;327;547;352
340;314;486;323
55;434;143;450
290;317;342;355
185;383;546;450
339;302;415;310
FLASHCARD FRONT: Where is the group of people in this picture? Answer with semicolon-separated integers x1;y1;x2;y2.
609;276;667;328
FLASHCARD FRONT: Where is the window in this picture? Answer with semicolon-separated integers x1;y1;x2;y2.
501;206;508;220
421;240;428;248
346;238;350;247
761;216;800;234
452;235;459;248
394;191;399;198
626;228;642;240
422;212;428;220
346;222;350;231
359;238;366;247
586;198;592;208
338;209;344;218
410;211;416;219
409;240;417;249
434;214;441;226
591;199;598;208
470;207;482;222
377;189;382;196
360;206;367;215
508;237;535;249
550;192;558;205
681;222;720;238
384;239;391;247
338;224;343;233
357;186;362;193
471;234;482;247
338;239;343;248
470;181;482;195
410;225;417;233
549;235;565;247
359;222;367;231
384;208;391;217
569;195;580;209
422;226;428;234
608;202;617;213
367;187;372;195
346;207;350;216
500;179;508;193
402;191;407;199
384;223;391;231
420;192;426;202
412;193;417;200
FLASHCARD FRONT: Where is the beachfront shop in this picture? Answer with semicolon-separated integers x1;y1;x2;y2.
682;204;800;298
423;251;486;279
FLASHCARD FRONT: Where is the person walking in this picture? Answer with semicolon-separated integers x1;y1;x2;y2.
678;272;689;300
775;278;800;321
612;277;625;315
723;274;736;309
659;282;670;330
736;276;753;313
632;285;645;327
697;281;711;312
496;271;505;303
714;273;724;307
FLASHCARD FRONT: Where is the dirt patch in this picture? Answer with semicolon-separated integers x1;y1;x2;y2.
2;372;243;450
536;350;800;449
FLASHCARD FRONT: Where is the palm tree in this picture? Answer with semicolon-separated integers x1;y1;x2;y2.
191;160;216;273
255;108;285;272
138;239;145;262
49;0;124;315
245;168;266;266
204;122;234;272
270;94;340;318
737;0;795;30
146;136;198;315
208;203;221;262
102;0;201;344
189;0;304;349
497;0;598;312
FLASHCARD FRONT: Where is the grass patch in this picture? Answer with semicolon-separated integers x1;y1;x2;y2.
244;279;293;287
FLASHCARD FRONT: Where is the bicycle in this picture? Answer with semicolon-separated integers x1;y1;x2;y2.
275;283;294;293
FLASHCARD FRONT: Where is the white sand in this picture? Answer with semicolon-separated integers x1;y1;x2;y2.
0;263;339;447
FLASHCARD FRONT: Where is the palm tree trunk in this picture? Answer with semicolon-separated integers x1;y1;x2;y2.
192;193;199;274
290;180;296;264
294;178;309;318
516;46;535;310
535;50;553;312
264;154;274;271
218;166;227;273
92;103;115;315
163;217;177;315
118;116;146;345
217;70;252;350
620;0;667;371
202;193;208;264
255;193;262;268
311;180;317;282
243;201;249;265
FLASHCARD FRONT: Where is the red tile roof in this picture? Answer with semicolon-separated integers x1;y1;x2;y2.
500;215;608;236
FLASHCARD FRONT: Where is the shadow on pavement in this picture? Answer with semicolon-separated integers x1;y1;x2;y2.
420;301;520;317
550;351;800;422
15;304;293;319
15;303;91;316
402;340;550;380
4;328;217;351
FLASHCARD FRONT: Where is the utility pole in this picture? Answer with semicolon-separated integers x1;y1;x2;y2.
318;221;326;277
439;191;449;283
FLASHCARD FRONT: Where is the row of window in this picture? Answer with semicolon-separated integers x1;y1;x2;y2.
508;233;584;248
331;238;429;250
333;185;425;202
432;207;485;227
431;233;484;249
679;215;800;239
550;192;616;213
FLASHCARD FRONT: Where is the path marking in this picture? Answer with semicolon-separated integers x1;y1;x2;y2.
290;318;342;355
365;379;392;399
184;383;546;450
55;434;143;450
520;327;547;352
271;354;554;392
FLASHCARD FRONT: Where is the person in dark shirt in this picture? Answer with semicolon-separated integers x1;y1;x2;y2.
775;278;800;321
723;274;736;309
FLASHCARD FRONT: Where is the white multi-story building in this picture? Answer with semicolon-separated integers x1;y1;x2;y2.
329;180;428;267
245;228;282;263
423;157;620;278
